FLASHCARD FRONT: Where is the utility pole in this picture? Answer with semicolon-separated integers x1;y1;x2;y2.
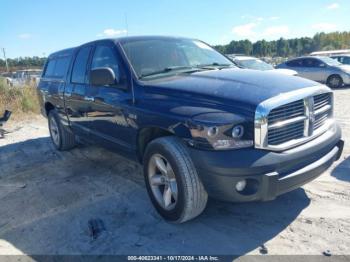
1;48;9;72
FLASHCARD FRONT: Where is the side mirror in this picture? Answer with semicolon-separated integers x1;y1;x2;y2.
90;67;117;86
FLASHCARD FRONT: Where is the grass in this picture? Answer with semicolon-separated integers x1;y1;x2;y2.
0;77;40;119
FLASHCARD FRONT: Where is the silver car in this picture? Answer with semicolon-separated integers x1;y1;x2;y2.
277;56;350;88
331;54;350;65
231;56;298;76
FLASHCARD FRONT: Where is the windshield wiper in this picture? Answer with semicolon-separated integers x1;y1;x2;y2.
196;63;235;69
139;66;198;79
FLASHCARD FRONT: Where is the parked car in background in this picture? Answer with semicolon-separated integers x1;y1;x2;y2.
277;56;350;88
331;55;350;65
231;56;298;76
37;36;343;223
7;69;42;87
0;72;15;86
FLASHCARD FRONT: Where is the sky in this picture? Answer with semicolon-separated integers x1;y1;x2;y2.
1;0;349;58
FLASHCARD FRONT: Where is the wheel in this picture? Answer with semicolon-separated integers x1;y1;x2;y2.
143;137;208;223
48;110;76;151
327;75;343;88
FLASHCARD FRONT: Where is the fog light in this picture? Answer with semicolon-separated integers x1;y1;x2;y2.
235;180;247;192
207;126;219;137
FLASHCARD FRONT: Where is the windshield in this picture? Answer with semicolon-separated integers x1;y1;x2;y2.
121;38;234;78
319;56;341;66
235;58;274;71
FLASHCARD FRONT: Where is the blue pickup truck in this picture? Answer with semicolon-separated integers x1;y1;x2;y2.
37;36;343;223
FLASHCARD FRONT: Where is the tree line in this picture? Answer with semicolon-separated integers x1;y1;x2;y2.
0;56;46;72
1;31;350;71
214;31;350;57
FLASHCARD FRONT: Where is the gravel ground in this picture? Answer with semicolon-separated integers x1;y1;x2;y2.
0;89;349;257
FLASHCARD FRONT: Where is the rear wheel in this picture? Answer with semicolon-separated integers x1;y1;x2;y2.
327;75;343;88
48;110;76;151
143;137;208;223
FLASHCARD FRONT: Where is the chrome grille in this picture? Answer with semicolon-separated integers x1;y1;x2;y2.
314;111;330;130
268;100;305;125
314;93;332;130
254;86;334;151
268;121;304;145
314;93;331;111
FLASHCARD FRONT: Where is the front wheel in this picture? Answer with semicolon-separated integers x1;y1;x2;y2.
48;110;76;151
143;137;208;223
327;75;343;88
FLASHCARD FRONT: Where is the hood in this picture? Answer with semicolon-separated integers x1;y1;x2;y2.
142;68;320;109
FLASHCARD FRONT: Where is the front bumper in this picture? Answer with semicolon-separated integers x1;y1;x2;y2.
189;122;343;202
341;73;350;85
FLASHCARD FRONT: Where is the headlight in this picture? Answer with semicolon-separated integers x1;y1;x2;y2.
232;125;244;138
188;123;253;150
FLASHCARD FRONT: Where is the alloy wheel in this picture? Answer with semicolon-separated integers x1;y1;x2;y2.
49;116;60;146
148;154;178;210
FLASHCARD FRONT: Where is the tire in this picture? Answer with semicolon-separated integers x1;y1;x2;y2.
327;75;343;89
48;110;76;151
143;136;208;223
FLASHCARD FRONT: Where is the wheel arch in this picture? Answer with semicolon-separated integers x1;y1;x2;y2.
44;102;55;116
137;126;174;163
327;74;343;83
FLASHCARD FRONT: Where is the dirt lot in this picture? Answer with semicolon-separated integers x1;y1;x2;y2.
0;89;349;257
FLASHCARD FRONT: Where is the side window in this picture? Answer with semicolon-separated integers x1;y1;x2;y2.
286;59;302;67
71;46;92;84
91;45;120;80
332;57;340;62
54;57;70;77
304;58;321;68
44;60;56;77
91;45;127;87
44;57;71;78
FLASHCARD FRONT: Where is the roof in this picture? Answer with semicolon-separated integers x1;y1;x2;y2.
330;54;350;57
288;56;324;60
49;47;76;59
47;36;196;59
310;49;350;56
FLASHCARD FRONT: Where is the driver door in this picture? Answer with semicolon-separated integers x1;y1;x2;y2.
86;42;136;154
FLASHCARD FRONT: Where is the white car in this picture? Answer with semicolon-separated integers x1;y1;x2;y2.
231;56;298;76
9;69;42;87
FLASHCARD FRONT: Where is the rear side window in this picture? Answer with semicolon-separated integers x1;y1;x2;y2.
54;57;70;77
71;46;92;84
44;60;56;77
44;57;70;78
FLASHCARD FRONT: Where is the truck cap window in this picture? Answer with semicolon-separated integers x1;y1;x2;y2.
121;38;234;79
71;46;92;84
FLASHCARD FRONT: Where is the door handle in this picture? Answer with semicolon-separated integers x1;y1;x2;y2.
84;96;95;102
